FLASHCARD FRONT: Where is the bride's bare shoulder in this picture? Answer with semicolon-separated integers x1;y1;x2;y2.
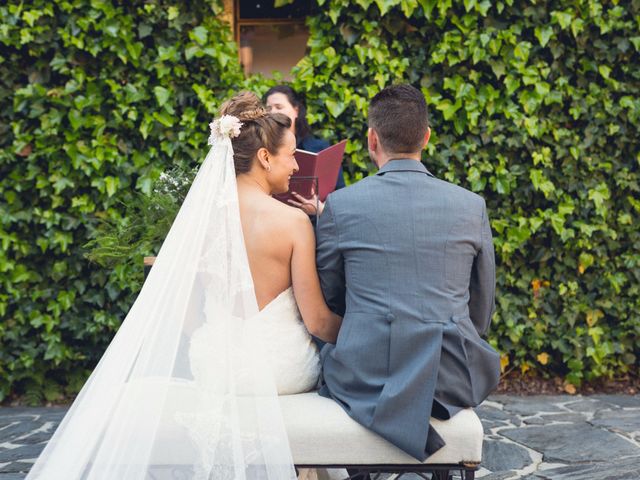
268;196;309;223
240;191;311;237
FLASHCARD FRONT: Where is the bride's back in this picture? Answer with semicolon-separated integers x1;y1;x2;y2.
239;188;305;309
221;92;306;310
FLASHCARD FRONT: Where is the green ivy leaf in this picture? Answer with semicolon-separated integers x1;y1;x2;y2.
588;183;611;216
552;10;573;29
153;86;170;107
190;26;208;45
167;6;179;20
68;109;83;130
534;26;554;47
153;110;175;127
374;0;396;16
400;0;416;17
418;0;437;18
325;98;346;118
436;98;462;120
598;65;611;80
104;176;120;197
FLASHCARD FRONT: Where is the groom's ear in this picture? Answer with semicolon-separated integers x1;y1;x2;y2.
422;127;431;150
368;128;378;152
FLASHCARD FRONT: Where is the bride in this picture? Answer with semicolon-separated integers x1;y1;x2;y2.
26;92;342;479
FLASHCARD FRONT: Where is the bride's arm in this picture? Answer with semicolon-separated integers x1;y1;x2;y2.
290;211;342;343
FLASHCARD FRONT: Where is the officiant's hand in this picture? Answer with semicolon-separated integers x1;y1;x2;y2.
288;192;325;216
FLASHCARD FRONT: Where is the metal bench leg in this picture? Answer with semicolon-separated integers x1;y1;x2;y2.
433;470;450;480
346;468;371;479
462;468;475;480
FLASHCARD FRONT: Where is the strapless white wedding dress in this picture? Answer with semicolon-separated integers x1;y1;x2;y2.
189;286;321;395
246;287;321;395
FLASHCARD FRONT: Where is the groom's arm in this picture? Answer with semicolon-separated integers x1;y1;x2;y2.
316;197;346;317
468;200;496;336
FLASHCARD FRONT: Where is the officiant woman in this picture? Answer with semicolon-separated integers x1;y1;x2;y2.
264;85;346;191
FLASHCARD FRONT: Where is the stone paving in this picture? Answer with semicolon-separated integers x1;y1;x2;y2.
1;395;639;479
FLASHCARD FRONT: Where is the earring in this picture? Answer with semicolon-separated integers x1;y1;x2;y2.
266;164;271;172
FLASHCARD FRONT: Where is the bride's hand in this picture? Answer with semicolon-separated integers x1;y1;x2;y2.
288;192;325;216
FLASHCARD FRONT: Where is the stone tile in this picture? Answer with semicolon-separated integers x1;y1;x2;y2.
476;405;522;426
477;472;518;480
591;395;640;409
529;456;640;479
537;461;570;470
0;419;33;432
478;405;522;434
482;439;533;472
495;397;565;416
563;398;612;413
590;409;640;435
12;431;52;445
0;410;40;419
0;474;26;480
0;445;45;464
481;419;504;434
0;462;31;474
476;405;516;422
499;423;640;463
490;394;574;405
523;416;545;425
538;413;586;424
0;408;63;418
37;409;68;421
0;422;46;444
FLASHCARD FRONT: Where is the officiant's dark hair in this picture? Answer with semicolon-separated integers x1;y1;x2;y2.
263;85;311;141
368;84;429;154
220;92;292;175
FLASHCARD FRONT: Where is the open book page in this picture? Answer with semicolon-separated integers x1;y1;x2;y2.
274;140;346;206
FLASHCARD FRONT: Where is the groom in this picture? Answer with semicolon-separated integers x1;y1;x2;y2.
316;84;501;461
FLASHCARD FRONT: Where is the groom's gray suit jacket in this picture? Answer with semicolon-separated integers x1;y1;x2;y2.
316;159;501;461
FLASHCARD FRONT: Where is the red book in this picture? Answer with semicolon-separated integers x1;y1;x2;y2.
274;140;347;205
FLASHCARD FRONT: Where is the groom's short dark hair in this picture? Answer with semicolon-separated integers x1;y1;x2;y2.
368;84;429;154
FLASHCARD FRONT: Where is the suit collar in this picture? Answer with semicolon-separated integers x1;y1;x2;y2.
376;159;434;177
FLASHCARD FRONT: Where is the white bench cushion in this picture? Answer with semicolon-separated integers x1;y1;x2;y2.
120;381;482;467
280;392;483;465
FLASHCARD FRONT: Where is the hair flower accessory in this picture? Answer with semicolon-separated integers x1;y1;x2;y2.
208;115;243;145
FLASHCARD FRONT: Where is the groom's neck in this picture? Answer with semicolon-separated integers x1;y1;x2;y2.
375;152;422;169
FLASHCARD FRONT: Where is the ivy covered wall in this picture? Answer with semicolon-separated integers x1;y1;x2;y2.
291;0;640;386
0;0;243;402
1;0;638;402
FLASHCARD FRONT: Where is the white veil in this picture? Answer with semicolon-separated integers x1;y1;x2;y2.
27;126;297;479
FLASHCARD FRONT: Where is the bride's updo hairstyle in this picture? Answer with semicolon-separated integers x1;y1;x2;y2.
219;92;292;175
